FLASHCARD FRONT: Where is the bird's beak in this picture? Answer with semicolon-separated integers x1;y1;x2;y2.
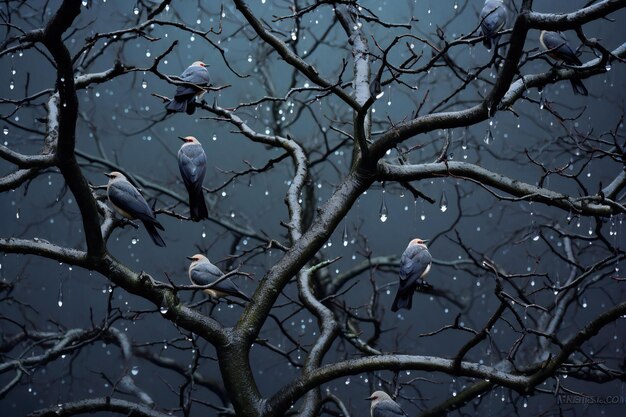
365;396;374;401
178;136;187;142
186;256;195;261
104;173;112;178
421;239;430;243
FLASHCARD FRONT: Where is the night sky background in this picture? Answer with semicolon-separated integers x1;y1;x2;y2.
1;1;625;416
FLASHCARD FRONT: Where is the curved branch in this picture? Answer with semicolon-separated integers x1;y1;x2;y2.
377;161;619;216
27;397;171;417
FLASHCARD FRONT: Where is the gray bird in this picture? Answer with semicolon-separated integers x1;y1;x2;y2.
480;0;507;50
187;254;250;301
166;61;210;115
105;171;165;247
539;30;588;96
178;136;208;221
367;391;408;417
391;238;432;312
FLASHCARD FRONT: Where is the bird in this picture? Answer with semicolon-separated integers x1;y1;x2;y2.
187;254;250;301
539;30;588;96
105;171;166;247
366;391;408;417
479;0;508;50
178;136;208;221
165;61;210;115
391;238;432;312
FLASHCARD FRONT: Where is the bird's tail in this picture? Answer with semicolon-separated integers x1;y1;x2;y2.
143;220;166;247
570;79;588;96
185;100;196;115
391;290;412;312
188;184;208;221
234;290;251;302
166;99;187;113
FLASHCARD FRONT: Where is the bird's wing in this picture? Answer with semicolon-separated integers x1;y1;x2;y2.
190;262;221;285
174;66;211;98
480;2;506;35
108;180;156;222
542;32;581;65
399;246;432;283
373;401;407;417
191;263;243;295
178;144;207;187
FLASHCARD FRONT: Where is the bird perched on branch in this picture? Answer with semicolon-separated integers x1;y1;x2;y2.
178;136;208;221
105;171;166;247
187;254;250;301
391;238;432;312
479;0;508;50
166;61;210;115
367;391;408;417
539;30;588;96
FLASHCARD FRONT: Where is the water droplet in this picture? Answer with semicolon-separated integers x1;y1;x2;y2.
9;79;15;90
379;189;388;222
582;298;588;308
141;79;147;89
484;129;493;145
131;238;138;245
131;366;139;375
605;63;612;72
439;190;448;213
133;3;139;15
82;0;88;6
2;126;8;135
145;49;151;58
160;304;168;314
523;399;528;408
345;377;350;385
342;224;349;246
57;280;63;307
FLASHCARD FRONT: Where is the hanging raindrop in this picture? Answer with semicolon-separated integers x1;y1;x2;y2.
439;190;448;213
483;129;493;145
159;295;168;315
379;188;388;222
141;79;147;89
57;280;63;307
342;224;349;247
132;2;139;15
